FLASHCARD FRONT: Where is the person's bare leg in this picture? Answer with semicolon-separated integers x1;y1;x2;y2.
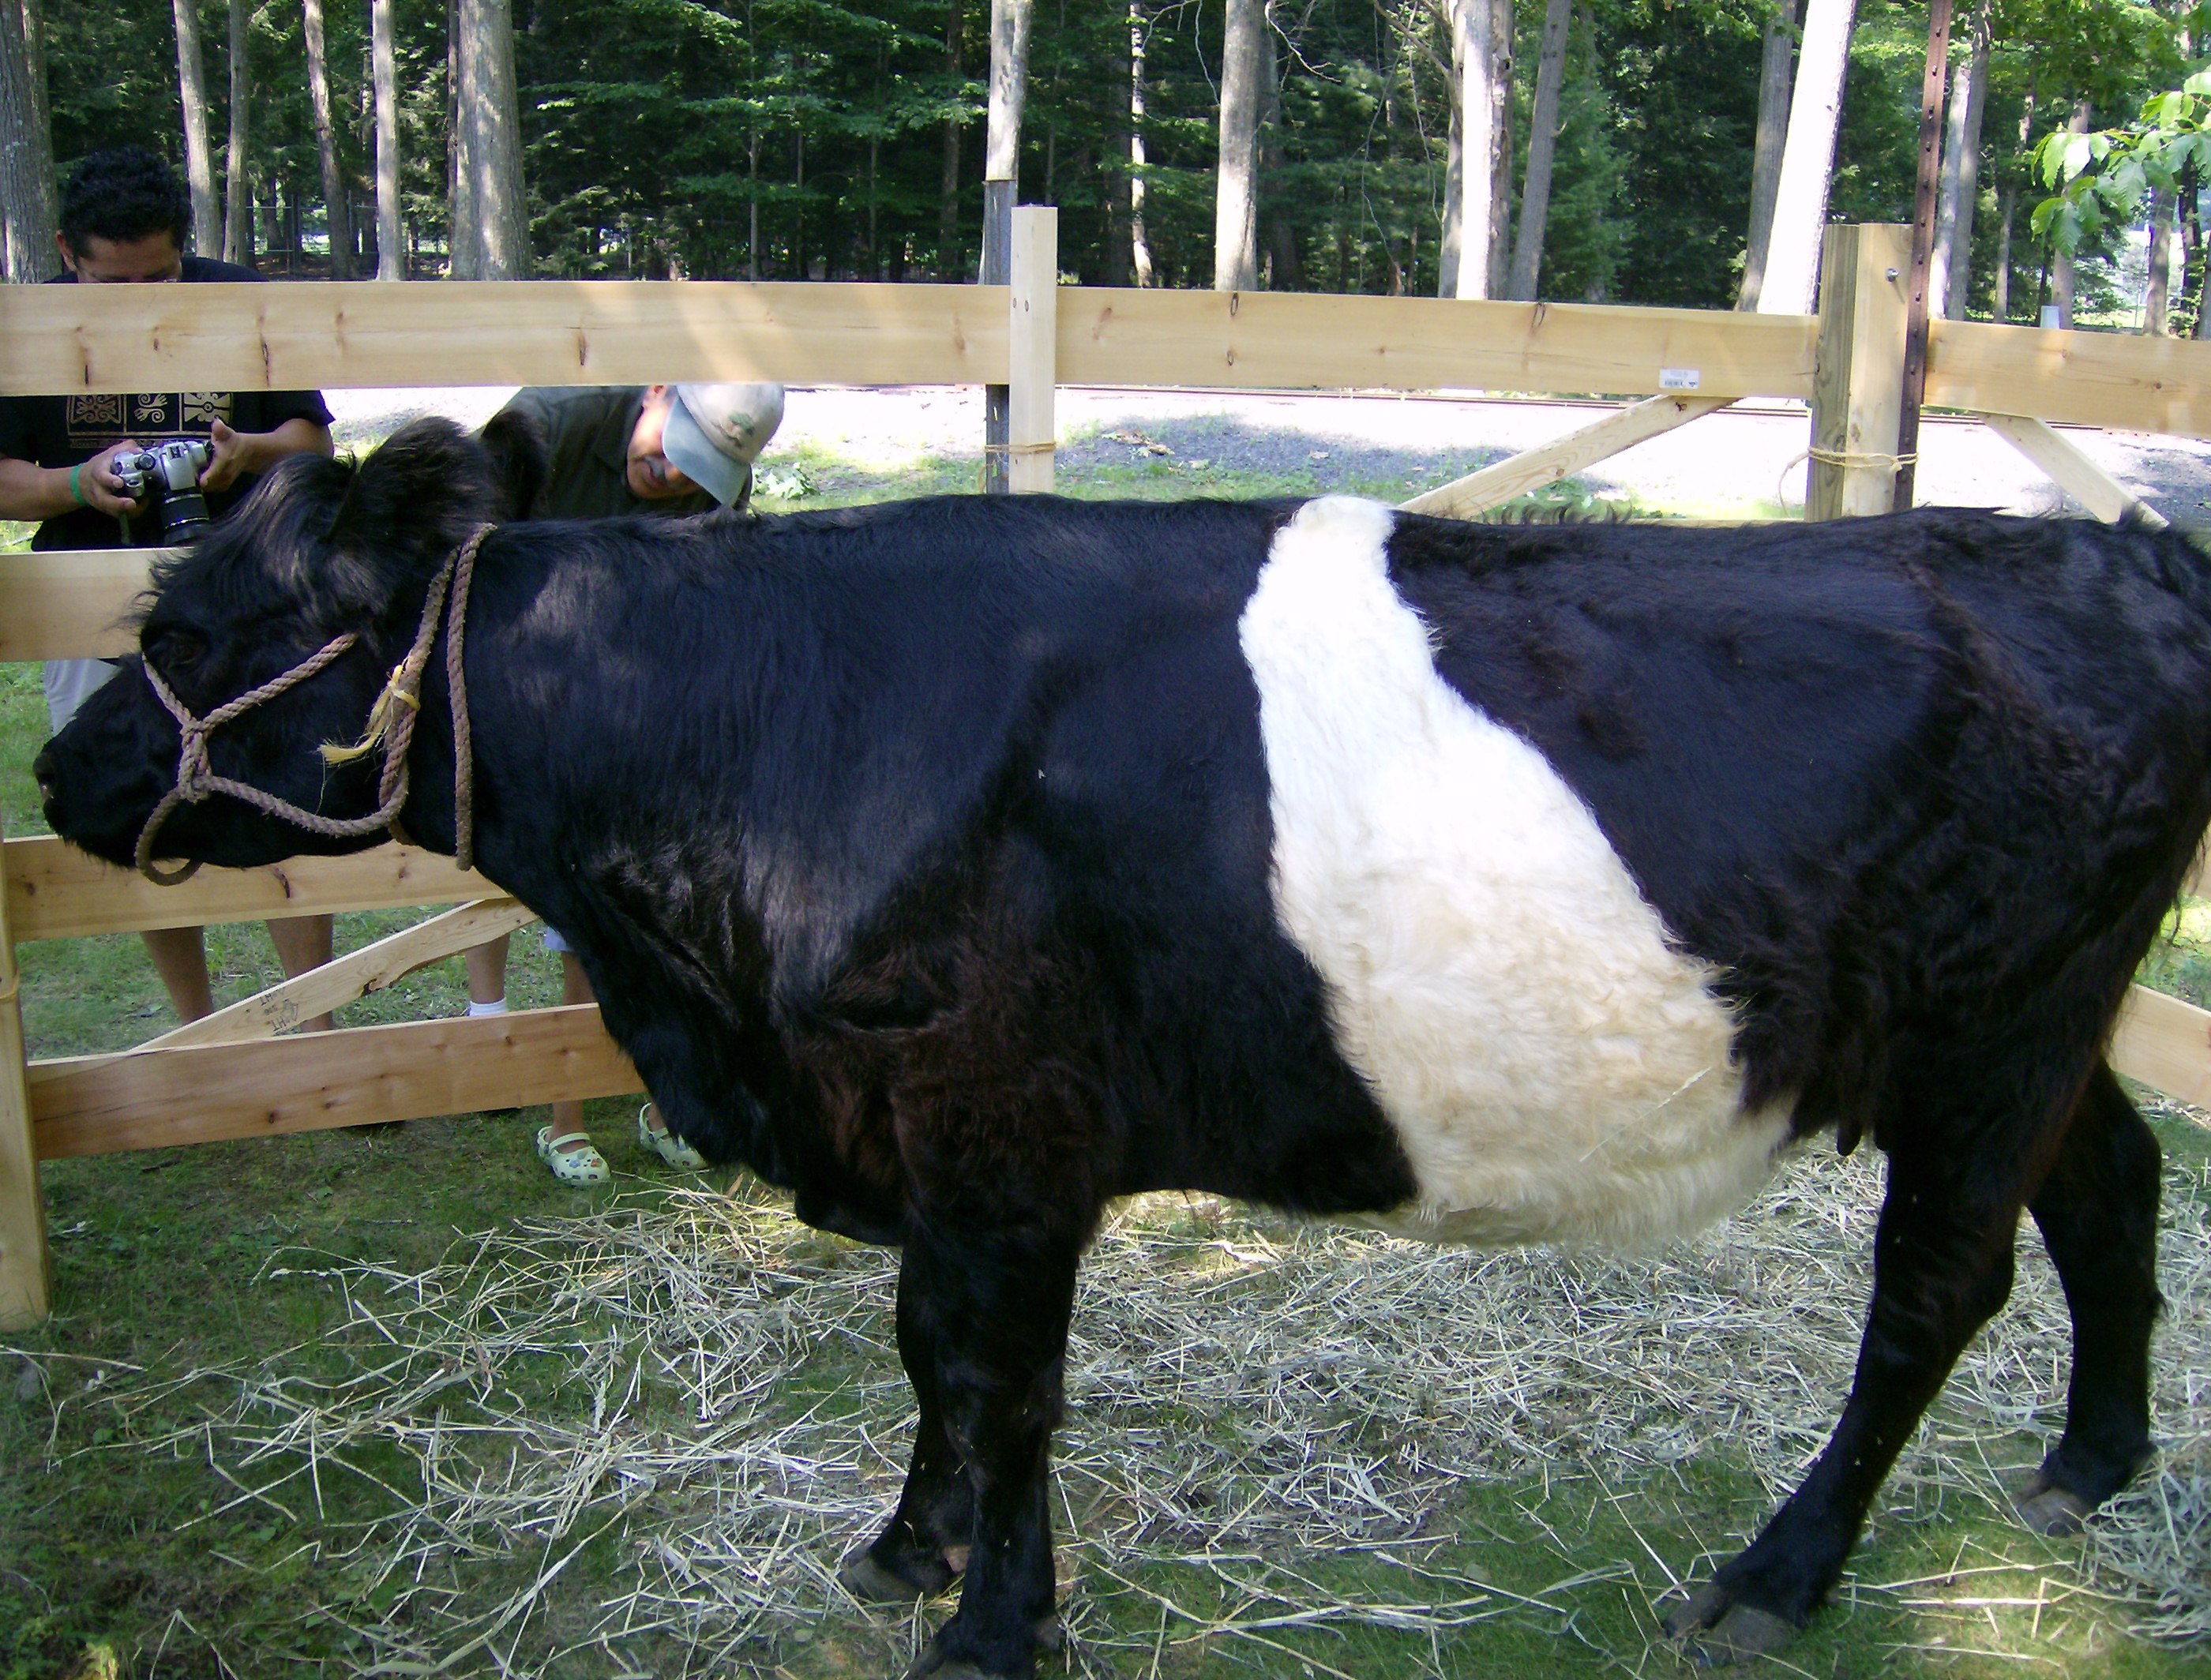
141;926;214;1023
267;914;336;1031
548;951;594;1145
464;936;511;1010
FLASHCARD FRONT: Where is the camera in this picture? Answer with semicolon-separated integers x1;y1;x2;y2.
114;438;214;542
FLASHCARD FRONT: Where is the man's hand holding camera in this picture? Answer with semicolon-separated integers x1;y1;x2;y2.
55;438;145;519
201;416;265;493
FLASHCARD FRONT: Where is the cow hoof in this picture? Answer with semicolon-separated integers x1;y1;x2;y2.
2014;1476;2093;1537
902;1645;1028;1680
1661;1585;1798;1667
840;1547;956;1602
841;1550;920;1602
899;1618;1060;1678
903;1661;1005;1680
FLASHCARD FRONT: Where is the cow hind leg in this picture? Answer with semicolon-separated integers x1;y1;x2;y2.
1665;1124;2029;1664
2016;1061;2162;1536
842;1250;978;1603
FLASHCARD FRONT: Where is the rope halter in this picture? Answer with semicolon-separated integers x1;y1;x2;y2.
133;523;493;885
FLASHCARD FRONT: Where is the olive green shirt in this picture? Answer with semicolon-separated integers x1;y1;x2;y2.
494;386;730;520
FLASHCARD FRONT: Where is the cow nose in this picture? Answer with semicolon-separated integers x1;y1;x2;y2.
31;745;57;801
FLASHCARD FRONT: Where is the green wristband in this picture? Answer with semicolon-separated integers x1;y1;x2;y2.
69;463;86;507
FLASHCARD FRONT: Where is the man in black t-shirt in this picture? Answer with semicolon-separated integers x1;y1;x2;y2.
2;146;337;1029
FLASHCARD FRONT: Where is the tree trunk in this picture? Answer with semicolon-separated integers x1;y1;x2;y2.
2050;98;2089;326
1992;179;2012;317
1736;0;1796;307
985;0;1031;189
1213;0;1264;290
1505;0;1569;299
939;0;962;278
2145;186;2172;334
0;0;54;279
2184;169;2209;337
1485;0;1513;297
16;0;40;141
445;0;475;277
223;0;250;264
1755;0;1853;314
301;0;349;279
6;0;51;276
1928;0;1988;318
1128;0;1152;285
746;126;759;279
1261;20;1297;292
1437;12;1462;296
370;0;401;276
171;0;220;255
1449;0;1507;298
452;0;527;277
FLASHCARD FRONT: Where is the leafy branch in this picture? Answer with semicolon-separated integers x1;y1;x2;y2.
2031;69;2211;254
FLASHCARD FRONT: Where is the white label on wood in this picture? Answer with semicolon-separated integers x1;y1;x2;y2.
1659;367;1701;390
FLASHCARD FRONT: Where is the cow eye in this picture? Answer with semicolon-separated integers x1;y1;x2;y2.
145;627;206;672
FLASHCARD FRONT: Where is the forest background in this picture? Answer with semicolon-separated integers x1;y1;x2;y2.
10;0;2210;339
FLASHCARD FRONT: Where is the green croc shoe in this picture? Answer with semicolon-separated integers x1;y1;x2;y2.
638;1102;708;1171
535;1125;610;1185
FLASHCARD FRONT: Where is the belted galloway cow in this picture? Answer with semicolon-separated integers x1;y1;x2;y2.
35;418;2211;1675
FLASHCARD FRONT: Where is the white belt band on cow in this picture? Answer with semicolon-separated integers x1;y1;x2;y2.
133;523;494;885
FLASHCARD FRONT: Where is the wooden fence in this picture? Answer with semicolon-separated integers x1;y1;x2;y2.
6;212;2211;1326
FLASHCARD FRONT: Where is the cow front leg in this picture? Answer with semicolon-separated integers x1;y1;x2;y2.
900;1231;1079;1680
1665;1145;2022;1664
843;1249;978;1601
2018;1063;2162;1534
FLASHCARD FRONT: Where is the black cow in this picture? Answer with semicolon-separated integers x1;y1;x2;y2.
36;419;2211;1677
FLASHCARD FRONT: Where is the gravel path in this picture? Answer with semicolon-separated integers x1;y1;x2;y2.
327;384;2211;527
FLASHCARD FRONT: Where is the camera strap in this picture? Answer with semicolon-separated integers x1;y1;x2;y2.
133;523;494;885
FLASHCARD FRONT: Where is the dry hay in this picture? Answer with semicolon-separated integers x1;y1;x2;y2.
42;1118;2211;1678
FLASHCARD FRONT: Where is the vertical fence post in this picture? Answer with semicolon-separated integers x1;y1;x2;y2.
982;180;1015;493
0;815;51;1329
1807;223;1912;519
1007;206;1057;495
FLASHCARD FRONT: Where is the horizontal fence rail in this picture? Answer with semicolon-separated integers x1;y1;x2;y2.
0;279;1012;394
6;835;490;941
1056;290;1820;400
1924;319;2211;441
29;1003;638;1158
0;278;1828;403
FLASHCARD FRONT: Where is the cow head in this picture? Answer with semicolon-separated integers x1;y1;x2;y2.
35;418;500;873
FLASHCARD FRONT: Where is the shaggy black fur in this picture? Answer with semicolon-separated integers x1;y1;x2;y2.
36;420;2211;1675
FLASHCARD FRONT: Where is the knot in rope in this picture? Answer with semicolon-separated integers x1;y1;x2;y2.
132;523;493;885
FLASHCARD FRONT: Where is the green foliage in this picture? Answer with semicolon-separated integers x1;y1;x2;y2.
27;0;2211;313
2033;67;2211;257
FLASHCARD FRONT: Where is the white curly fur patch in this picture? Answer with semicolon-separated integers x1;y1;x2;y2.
1239;497;1789;1249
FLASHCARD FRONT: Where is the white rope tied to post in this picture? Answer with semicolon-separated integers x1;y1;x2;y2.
1777;446;1920;513
978;439;1057;494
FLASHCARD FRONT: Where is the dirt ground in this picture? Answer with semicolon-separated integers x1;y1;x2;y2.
327;383;2211;525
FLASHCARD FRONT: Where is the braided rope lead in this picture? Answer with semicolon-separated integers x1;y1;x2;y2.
133;524;494;884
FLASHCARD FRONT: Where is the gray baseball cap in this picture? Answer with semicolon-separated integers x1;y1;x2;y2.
662;382;786;507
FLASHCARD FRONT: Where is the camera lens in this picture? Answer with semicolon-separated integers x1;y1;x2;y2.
160;489;211;541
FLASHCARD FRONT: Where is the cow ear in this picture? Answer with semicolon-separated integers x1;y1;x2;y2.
478;404;547;521
325;417;500;602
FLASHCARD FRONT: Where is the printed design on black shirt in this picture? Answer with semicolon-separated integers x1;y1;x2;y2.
65;391;234;452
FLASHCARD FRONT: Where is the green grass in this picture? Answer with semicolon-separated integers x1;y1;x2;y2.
749;426;1661;519
2;470;2208;1678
